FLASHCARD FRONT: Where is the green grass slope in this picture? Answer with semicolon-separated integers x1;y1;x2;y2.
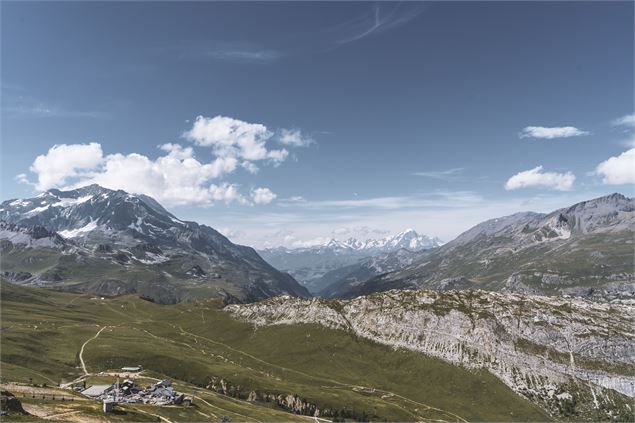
0;281;550;422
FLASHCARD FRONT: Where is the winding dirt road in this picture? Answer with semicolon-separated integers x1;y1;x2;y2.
79;326;108;375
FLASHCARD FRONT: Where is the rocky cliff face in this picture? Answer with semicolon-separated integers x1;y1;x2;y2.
226;289;635;420
206;375;355;419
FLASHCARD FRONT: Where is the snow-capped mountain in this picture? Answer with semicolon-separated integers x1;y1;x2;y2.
0;221;66;249
317;229;443;254
0;184;309;302
332;193;635;300
258;229;442;292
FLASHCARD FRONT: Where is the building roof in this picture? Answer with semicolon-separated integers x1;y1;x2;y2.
81;385;112;397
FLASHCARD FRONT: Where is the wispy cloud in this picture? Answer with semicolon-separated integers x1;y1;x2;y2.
198;191;604;249
203;47;282;64
278;128;314;147
611;113;635;128
2;94;106;119
174;42;282;64
335;2;427;45
277;190;484;211
412;167;464;180
519;126;590;139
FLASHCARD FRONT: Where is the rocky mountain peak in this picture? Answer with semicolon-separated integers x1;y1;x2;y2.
0;184;310;302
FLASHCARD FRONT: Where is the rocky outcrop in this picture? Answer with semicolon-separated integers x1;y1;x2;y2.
206;376;374;419
0;391;28;416
226;289;635;420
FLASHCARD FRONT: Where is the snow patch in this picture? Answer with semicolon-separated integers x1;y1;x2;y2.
24;204;50;216
52;195;93;208
9;199;30;207
58;220;98;238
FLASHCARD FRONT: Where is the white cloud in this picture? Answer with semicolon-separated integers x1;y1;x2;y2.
278;190;484;210
88;145;241;206
29;143;104;191
182;115;288;164
209;183;247;204
412;167;464;180
265;148;289;165
337;3;427;45
2;91;105;119
279;128;313;147
241;161;259;174
259;228;331;249
612;113;635;128
519;126;589;139
251;187;277;205
216;227;246;241
205;191;601;249
20;115;313;207
332;225;390;240
205;48;281;63
505;166;575;191
595;148;635;185
20;142;246;207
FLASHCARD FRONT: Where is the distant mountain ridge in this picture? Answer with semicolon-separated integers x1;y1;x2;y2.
0;184;309;303
259;229;443;293
312;229;443;254
327;193;634;300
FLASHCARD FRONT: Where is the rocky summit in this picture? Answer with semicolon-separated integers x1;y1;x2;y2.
0;184;309;303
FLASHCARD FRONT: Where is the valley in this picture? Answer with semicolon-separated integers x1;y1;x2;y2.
1;282;552;422
2;2;633;421
1;187;633;422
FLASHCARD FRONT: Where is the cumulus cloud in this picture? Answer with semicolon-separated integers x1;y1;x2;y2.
84;144;242;206
505;166;575;191
519;126;589;139
29;143;104;191
183;115;288;163
251;187;277;204
241;161;259;174
612;113;635;128
209;183;247;204
278;128;313;147
21;142;257;207
19;115;314;207
595;148;635;185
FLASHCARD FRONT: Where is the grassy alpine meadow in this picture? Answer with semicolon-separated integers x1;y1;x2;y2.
0;281;550;422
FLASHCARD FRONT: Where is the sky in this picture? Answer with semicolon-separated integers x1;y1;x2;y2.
1;1;634;248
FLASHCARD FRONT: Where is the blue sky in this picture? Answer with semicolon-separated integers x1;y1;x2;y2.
1;1;633;247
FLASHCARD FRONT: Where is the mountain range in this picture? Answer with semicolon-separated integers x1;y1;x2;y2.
0;184;309;303
259;229;442;293
1;188;634;421
324;193;634;300
1;187;632;305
